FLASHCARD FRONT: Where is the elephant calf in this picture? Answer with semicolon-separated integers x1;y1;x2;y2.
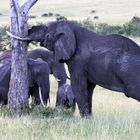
56;84;75;112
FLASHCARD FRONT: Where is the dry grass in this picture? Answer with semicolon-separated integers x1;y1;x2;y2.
0;0;140;25
0;83;140;140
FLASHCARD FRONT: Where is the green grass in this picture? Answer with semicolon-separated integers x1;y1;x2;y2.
0;84;140;140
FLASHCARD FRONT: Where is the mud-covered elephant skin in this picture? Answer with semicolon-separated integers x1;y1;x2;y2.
28;47;68;87
56;84;75;111
28;21;140;117
0;53;50;106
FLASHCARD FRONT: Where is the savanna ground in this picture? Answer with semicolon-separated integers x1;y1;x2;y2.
0;0;140;140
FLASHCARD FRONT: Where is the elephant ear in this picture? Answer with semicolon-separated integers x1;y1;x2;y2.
54;22;76;62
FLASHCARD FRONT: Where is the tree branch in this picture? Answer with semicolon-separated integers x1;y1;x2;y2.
11;0;20;16
21;0;38;14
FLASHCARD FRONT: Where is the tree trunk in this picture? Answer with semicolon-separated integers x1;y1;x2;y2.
8;0;38;115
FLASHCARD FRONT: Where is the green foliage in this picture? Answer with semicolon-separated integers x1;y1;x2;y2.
76;16;140;37
56;16;67;21
0;16;140;50
0;26;10;50
122;17;140;36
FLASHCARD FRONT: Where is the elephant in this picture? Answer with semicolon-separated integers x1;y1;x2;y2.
0;48;68;87
28;47;68;87
56;84;75;112
0;52;50;106
9;20;140;117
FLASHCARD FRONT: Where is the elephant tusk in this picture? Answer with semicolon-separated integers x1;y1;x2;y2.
67;76;70;80
6;31;31;41
39;86;46;108
55;77;61;82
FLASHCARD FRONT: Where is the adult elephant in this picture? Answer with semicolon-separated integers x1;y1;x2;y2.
0;53;50;106
9;21;140;117
28;47;68;87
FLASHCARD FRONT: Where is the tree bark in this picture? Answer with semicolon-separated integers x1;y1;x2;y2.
8;0;38;115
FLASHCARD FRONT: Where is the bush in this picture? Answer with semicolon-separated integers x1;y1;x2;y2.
96;23;124;35
94;16;99;19
54;13;61;17
28;15;36;19
0;26;10;50
90;10;96;14
0;16;140;51
41;13;49;17
56;16;67;21
76;16;140;36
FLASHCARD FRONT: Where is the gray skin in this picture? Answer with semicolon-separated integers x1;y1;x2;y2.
56;84;75;112
0;53;50;105
28;47;67;87
27;21;140;117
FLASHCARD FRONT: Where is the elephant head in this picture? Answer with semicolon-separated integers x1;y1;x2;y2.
28;47;68;87
28;58;50;106
28;25;48;43
42;21;76;62
7;21;77;63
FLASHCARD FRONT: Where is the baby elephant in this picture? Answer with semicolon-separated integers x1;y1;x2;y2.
56;84;76;111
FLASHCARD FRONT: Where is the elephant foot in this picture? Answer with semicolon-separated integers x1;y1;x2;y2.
79;103;92;117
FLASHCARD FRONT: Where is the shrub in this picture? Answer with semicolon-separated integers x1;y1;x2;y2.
90;10;96;14
0;26;10;50
28;15;36;19
54;13;61;17
131;16;140;24
76;16;140;36
56;16;67;21
48;12;53;17
41;12;53;17
94;16;99;19
41;13;49;17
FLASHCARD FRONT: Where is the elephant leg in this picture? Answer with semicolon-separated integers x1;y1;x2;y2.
71;76;90;117
72;99;76;112
87;82;96;114
121;74;140;102
29;85;40;105
126;86;140;102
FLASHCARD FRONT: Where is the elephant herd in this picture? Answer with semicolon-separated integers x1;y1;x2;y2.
0;48;75;110
4;20;140;117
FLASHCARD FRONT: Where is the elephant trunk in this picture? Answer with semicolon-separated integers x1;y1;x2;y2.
39;86;46;107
